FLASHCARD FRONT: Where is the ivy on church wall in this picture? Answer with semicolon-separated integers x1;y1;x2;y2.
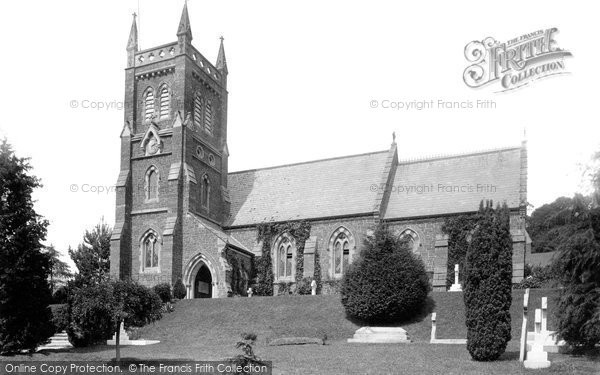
254;221;312;296
441;214;478;288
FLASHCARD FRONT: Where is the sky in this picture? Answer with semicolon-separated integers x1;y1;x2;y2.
0;0;598;269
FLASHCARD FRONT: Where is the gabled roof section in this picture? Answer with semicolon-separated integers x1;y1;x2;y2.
384;146;523;220
187;211;250;253
226;151;389;227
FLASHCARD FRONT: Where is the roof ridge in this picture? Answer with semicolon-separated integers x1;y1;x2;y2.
229;149;388;175
398;145;521;165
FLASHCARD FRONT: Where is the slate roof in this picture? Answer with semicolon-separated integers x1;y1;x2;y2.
226;145;524;227
384;147;522;220
226;151;389;227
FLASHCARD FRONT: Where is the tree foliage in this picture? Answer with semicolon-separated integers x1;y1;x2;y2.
69;220;111;287
340;224;430;324
46;244;72;293
464;201;513;361
0;140;54;354
553;152;600;351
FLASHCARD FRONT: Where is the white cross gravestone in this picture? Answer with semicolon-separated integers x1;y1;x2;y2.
247;287;253;297
519;288;530;362
523;309;551;369
311;280;317;295
449;264;463;292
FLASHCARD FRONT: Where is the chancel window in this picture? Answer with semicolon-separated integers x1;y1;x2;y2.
333;233;350;276
399;229;420;253
277;237;293;278
144;88;155;122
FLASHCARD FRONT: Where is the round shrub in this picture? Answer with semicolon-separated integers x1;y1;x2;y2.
112;280;162;328
50;304;69;334
464;202;513;361
173;278;187;300
341;225;430;324
153;283;172;303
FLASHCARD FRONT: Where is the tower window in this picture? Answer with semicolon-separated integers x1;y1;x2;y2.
142;231;159;270
194;93;204;129
204;99;213;134
201;174;210;210
145;166;159;202
159;85;170;119
144;88;155;122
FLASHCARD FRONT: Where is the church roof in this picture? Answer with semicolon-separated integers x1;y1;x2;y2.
384;147;523;220
226;145;525;227
226;151;389;227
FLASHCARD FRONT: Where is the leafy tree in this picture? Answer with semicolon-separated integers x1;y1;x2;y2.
527;194;591;253
69;220;111;287
554;151;600;351
46;244;72;293
173;278;187;300
0;139;54;354
341;224;430;324
464;201;513;361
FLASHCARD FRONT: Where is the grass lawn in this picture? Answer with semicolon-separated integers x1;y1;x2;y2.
7;289;599;374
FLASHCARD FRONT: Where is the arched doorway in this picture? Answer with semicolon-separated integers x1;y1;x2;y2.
194;265;212;298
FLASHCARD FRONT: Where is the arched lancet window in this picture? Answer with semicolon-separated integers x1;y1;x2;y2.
330;227;355;277
145;166;159;201
193;93;204;129
204;99;213;134
141;230;160;270
201;174;210;209
399;229;420;253
158;84;170;119
143;88;155;122
274;234;295;279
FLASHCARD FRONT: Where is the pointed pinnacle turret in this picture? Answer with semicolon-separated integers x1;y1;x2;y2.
216;36;228;74
127;12;138;52
177;1;193;41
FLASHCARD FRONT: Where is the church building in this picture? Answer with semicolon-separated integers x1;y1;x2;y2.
109;4;529;298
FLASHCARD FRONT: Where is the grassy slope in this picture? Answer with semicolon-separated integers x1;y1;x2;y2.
138;289;560;345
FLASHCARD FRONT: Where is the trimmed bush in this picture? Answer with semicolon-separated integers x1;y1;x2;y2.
296;277;314;295
153;283;172;303
340;224;430;324
50;304;69;334
464;201;513;361
173;278;187;300
113;280;162;328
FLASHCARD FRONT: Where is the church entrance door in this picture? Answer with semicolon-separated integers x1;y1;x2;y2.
194;265;212;298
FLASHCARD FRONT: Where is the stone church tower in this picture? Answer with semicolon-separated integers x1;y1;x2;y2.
110;4;253;298
111;4;529;299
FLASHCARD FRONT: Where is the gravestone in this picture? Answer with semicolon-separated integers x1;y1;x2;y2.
247;287;253;297
311;280;317;296
526;295;567;353
448;264;462;292
347;327;411;343
523;309;551;369
519;288;530;362
429;312;467;344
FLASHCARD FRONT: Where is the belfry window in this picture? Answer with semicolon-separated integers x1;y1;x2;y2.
144;88;155;122
158;85;170;119
204;99;213;134
193;93;204;129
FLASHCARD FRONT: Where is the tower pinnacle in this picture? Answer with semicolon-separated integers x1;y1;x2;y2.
177;1;193;42
216;36;228;74
127;12;138;52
